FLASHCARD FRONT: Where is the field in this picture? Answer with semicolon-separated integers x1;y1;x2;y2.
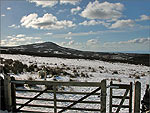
0;54;150;113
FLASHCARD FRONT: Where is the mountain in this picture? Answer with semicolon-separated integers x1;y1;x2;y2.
0;42;149;66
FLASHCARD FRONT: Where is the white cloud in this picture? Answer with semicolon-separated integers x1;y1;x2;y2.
35;41;44;44
80;1;124;20
1;35;42;46
136;14;150;21
28;0;81;7
61;42;68;46
60;0;81;5
45;32;53;35
79;20;110;27
1;14;5;17
8;24;20;29
120;37;150;44
103;37;150;52
9;36;41;42
87;39;99;45
1;40;7;46
59;40;75;47
109;19;135;29
16;34;26;38
68;40;75;45
65;37;72;40
104;37;150;45
25;37;41;40
28;0;58;7
1;40;17;46
71;6;81;14
68;32;72;35
7;7;11;10
59;39;101;51
53;30;125;38
20;13;38;28
10;37;26;42
20;13;76;30
57;9;66;14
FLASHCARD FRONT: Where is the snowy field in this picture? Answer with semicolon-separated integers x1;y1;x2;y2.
1;54;150;113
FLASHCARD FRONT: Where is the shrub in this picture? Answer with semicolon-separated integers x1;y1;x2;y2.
88;67;92;70
129;75;132;78
66;67;70;70
135;75;140;79
85;73;89;78
73;69;77;73
91;68;96;72
99;66;104;70
141;73;145;77
112;70;118;75
81;72;86;77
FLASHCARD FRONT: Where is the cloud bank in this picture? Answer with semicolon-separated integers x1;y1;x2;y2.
20;13;76;30
80;1;124;20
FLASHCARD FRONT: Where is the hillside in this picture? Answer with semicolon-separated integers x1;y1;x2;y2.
1;53;149;113
0;42;149;66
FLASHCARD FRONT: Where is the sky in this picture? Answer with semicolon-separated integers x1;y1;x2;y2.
1;0;150;53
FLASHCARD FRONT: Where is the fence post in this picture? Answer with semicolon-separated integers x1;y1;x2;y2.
134;81;141;113
129;82;133;113
101;79;106;113
109;81;112;113
0;76;5;110
4;75;12;111
11;77;16;112
53;85;57;113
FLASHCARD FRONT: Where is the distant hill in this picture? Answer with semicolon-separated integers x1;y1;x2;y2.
0;42;149;66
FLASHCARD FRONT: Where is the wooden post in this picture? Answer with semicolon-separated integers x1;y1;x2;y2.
109;81;112;113
129;82;132;113
4;75;12;111
134;81;141;113
11;77;16;112
0;76;5;110
101;79;106;113
53;85;57;113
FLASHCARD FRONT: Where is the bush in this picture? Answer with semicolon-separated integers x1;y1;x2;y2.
99;66;104;70
91;68;96;72
135;75;140;79
81;72;86;77
88;67;92;70
112;70;118;75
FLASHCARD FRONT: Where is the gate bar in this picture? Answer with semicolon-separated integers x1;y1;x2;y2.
58;86;101;113
116;89;129;113
16;88;48;111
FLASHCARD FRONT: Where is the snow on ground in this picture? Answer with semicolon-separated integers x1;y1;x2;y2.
1;54;150;113
0;110;12;113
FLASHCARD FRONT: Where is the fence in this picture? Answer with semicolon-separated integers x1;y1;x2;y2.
1;75;142;113
4;75;106;113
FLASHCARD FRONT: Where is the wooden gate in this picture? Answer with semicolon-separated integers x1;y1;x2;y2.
8;77;106;113
3;75;142;113
109;81;133;113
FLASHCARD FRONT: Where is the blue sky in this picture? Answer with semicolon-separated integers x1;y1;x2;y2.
1;0;150;53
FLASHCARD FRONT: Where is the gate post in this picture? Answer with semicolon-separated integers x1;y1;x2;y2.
109;81;113;113
4;75;12;111
129;82;133;113
134;81;141;113
101;79;106;113
11;77;16;112
53;85;57;113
